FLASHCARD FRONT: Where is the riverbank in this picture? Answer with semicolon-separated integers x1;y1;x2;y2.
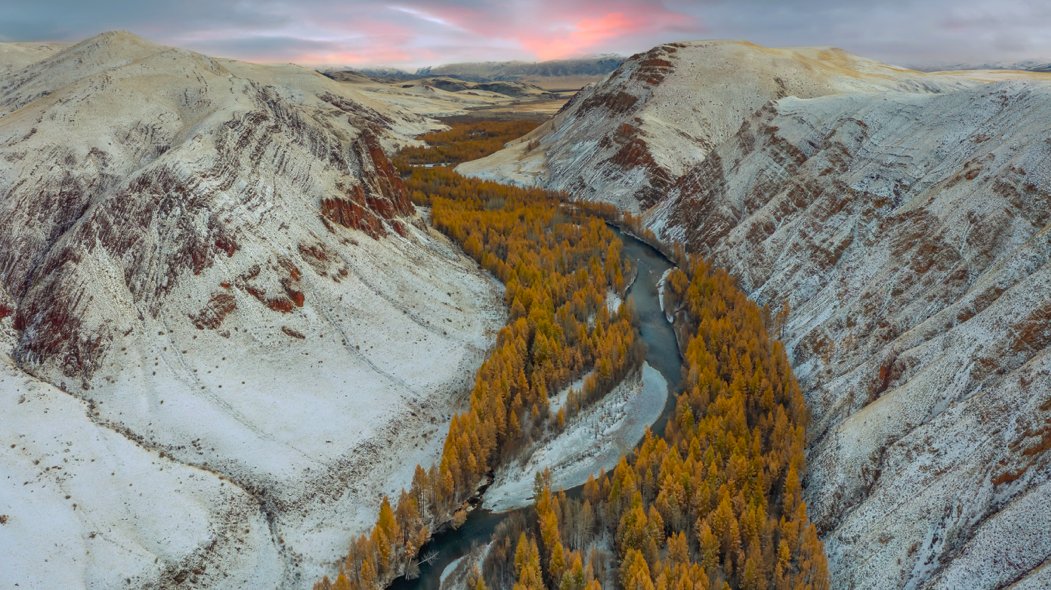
483;362;669;512
391;226;682;590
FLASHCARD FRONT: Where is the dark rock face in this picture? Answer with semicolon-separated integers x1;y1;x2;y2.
320;131;414;238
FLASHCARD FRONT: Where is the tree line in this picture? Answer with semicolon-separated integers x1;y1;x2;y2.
394;119;542;168
316;118;828;589
315;143;644;590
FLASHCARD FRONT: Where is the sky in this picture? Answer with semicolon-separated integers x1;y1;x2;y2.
3;0;1051;69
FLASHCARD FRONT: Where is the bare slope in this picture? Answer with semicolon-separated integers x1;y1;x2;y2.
460;40;1051;589
333;74;569;119
0;31;503;588
0;41;64;76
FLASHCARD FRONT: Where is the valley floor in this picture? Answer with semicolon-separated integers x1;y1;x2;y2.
483;363;668;512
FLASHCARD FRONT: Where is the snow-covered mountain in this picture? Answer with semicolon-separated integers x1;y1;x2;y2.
460;41;1051;589
0;32;503;588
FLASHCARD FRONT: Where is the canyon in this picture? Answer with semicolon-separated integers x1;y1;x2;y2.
1;31;1049;590
462;40;1051;589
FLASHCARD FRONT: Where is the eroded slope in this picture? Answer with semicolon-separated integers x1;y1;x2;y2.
652;82;1051;589
0;32;503;588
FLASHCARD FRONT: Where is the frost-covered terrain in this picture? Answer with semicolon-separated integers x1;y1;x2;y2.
0;41;64;76
458;41;989;205
439;543;491;590
484;363;668;512
0;32;503;588
330;74;566;119
462;40;1051;589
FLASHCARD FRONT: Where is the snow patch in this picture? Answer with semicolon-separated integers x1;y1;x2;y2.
483;363;668;512
548;372;590;416
657;268;673;321
440;556;466;586
605;290;623;315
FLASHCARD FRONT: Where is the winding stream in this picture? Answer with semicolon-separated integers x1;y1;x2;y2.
391;230;682;590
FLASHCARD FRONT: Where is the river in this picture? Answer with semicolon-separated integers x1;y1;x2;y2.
391;229;682;590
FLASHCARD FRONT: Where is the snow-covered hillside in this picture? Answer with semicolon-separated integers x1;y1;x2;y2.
0;32;503;588
459;41;981;208
460;40;1051;589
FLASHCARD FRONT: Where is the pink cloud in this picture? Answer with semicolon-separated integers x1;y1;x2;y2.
95;0;706;67
520;11;669;60
385;0;702;62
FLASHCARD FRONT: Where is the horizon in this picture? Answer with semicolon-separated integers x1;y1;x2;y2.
340;51;625;72
4;1;1051;69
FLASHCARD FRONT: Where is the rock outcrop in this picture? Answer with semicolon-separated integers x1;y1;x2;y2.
461;41;1051;589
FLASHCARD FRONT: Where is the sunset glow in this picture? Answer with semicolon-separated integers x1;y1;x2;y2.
4;0;1051;68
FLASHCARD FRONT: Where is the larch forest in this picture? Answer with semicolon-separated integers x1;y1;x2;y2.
315;122;827;590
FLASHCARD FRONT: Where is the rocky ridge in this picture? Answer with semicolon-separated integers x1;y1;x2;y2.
459;40;1051;589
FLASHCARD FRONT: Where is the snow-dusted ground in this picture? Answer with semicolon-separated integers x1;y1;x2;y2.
0;41;63;76
457;41;994;211
0;219;504;590
0;347;282;590
657;268;673;320
439;542;492;590
0;32;505;589
648;82;1051;590
483;363;668;512
439;556;466;587
547;373;589;416
605;290;623;315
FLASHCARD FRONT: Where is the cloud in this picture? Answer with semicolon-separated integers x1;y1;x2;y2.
495;2;701;61
1;0;1049;68
0;0;703;66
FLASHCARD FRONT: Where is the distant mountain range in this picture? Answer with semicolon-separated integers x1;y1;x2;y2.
916;59;1051;72
324;55;625;88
